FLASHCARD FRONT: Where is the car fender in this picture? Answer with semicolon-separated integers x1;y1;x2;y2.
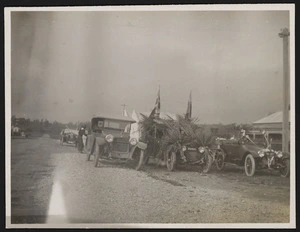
136;141;147;150
241;150;260;164
129;142;147;159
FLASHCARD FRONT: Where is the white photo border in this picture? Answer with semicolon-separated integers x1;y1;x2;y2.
5;4;296;229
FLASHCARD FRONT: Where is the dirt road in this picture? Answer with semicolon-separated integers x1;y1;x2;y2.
9;137;290;224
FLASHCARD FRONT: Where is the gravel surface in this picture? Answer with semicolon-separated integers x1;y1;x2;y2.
10;137;290;224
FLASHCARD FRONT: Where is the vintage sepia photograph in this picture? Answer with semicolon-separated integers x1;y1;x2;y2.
5;4;295;229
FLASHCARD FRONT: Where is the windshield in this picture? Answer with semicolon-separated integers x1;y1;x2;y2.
104;120;131;132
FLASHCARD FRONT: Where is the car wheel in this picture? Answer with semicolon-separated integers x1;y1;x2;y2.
279;159;290;178
215;149;225;170
166;151;176;171
244;154;256;177
135;149;145;171
202;153;213;173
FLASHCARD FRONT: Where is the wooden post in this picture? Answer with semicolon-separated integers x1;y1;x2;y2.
278;28;290;152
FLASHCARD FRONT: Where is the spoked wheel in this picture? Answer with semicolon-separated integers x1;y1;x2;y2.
244;154;256;177
215;149;225;170
279;159;290;178
202;153;213;173
166;151;177;171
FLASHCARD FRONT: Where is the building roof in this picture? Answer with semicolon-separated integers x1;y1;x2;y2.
253;111;290;124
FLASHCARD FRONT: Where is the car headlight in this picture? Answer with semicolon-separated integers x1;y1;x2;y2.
105;134;114;143
182;146;187;151
258;150;264;157
198;147;205;153
129;138;137;146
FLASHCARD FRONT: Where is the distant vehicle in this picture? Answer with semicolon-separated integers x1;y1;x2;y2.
215;130;290;177
85;115;147;170
60;129;78;146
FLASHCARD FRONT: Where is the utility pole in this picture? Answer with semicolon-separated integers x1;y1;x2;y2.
278;28;290;152
121;104;127;116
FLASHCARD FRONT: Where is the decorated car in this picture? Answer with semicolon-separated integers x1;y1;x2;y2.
85;115;147;170
60;128;78;146
215;130;290;177
139;114;214;173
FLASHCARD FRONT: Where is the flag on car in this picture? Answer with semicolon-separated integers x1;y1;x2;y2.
149;86;160;118
185;91;192;120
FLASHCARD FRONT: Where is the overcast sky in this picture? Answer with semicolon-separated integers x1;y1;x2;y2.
10;10;289;124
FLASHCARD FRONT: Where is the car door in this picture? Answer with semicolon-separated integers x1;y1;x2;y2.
222;141;240;163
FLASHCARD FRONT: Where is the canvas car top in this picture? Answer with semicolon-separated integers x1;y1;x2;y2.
92;114;136;123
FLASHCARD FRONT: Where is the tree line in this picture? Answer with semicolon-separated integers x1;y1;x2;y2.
11;116;90;137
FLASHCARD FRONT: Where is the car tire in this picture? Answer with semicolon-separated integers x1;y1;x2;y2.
244;154;256;177
202;153;213;173
279;159;290;178
215;149;225;171
166;151;176;171
135;149;145;171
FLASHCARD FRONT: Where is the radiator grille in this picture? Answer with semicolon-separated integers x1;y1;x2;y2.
112;142;129;152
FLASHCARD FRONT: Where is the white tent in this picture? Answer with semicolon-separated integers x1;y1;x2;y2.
130;109;141;141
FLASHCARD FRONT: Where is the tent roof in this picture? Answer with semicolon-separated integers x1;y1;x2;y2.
253;111;290;124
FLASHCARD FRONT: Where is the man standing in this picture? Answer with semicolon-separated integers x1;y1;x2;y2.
77;125;86;153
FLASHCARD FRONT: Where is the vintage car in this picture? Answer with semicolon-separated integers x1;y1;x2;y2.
60;129;78;146
85;115;147;170
144;115;214;173
215;130;290;177
165;141;213;173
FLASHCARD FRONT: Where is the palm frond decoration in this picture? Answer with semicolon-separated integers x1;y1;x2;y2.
139;113;216;159
192;126;216;147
